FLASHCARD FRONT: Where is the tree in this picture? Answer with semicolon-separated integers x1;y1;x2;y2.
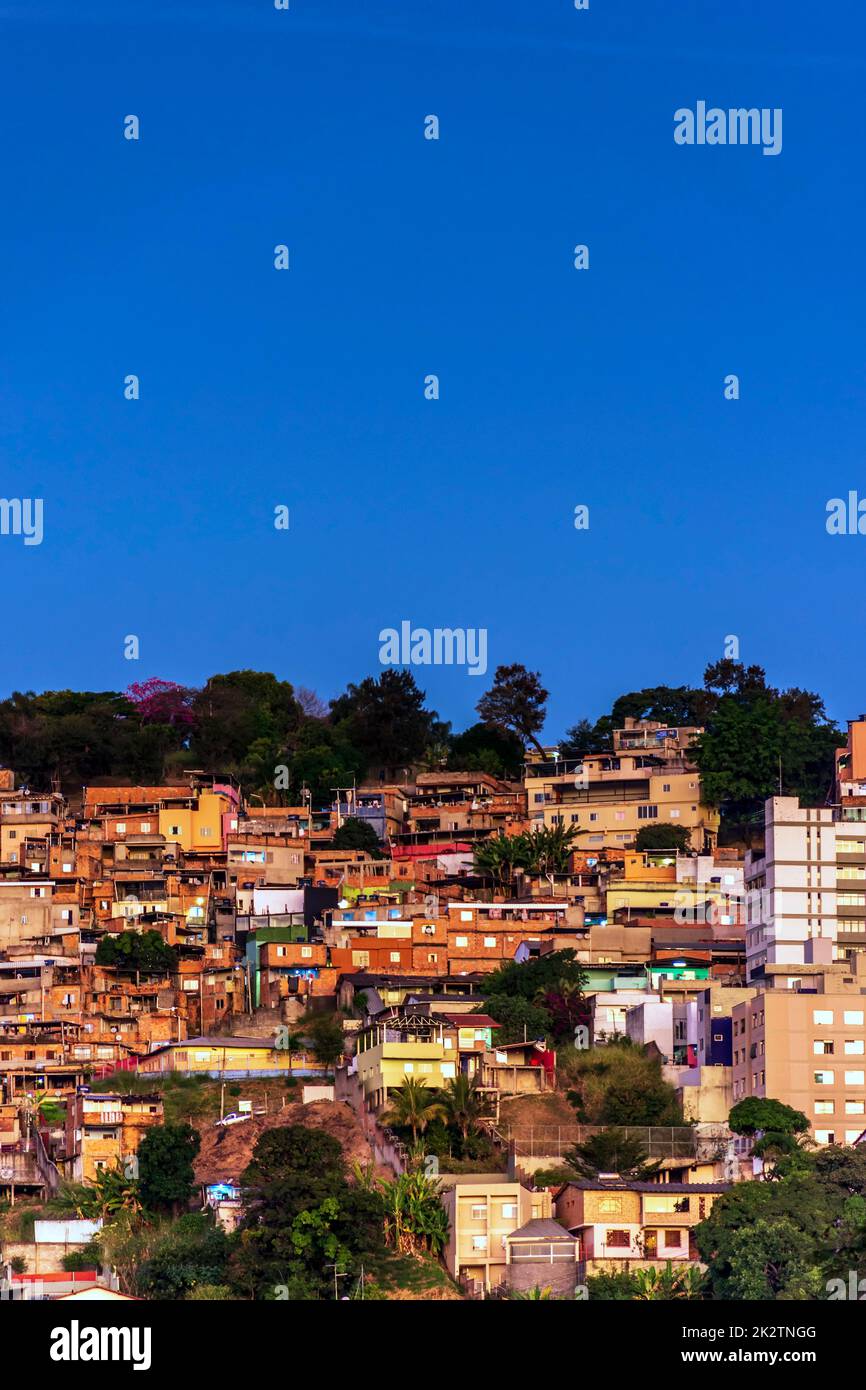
476;664;548;756
234;1126;382;1299
381;1169;449;1256
95;930;177;975
565;1041;681;1126
608;685;714;729
296;687;329;719
536;977;589;1044
690;662;840;825
564;1128;656;1180
67;1164;142;1221
139;1213;232;1300
382;1078;447;1143
634;824;691;853
288;718;364;805
439;1075;484;1142
693;1173;837;1300
723;1217;823;1300
484;949;586;1002
729;1097;809;1139
303;1014;345;1070
484;995;553;1045
559;718;610;756
474;826;579;885
330;670;440;770
191;670;302;772
332;817;382;856
447;722;525;778
125;678;196;729
137;1122;200;1216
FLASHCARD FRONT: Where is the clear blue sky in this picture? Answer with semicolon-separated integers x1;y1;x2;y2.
2;0;865;740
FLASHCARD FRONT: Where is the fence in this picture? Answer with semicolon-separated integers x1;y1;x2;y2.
502;1126;700;1160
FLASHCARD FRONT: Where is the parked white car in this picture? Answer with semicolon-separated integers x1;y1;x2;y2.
215;1112;253;1127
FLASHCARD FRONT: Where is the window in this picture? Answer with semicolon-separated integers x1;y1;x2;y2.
637;805;658;820
441;1062;456;1078
116;822;126;833
501;1203;517;1219
663;1230;683;1248
845;1071;865;1085
62;862;73;872
483;937;496;948
813;1010;834;1025
814;1070;835;1085
170;825;181;835
301;946;312;959
814;1040;835;1055
470;1204;486;1220
605;1230;631;1248
403;1063;414;1074
669;809;681;818
455;936;468;948
140;821;151;832
598;1197;622;1214
645;1195;689;1214
471;1236;488;1251
200;826;212;837
844;1011;865;1026
589;813;598;823
814;1100;835;1114
845;1100;865;1115
662;783;671;792
460;911;472;922
815;1130;836;1145
845;1040;865;1055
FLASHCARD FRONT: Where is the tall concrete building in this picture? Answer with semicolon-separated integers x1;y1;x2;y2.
745;717;866;985
732;961;866;1146
744;798;841;985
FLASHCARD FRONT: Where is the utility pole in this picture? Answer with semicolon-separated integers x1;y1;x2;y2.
325;1263;347;1300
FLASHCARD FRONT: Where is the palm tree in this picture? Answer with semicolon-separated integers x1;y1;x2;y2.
439;1074;483;1142
382;1077;446;1143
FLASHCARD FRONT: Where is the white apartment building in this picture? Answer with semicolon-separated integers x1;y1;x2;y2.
745;796;866;984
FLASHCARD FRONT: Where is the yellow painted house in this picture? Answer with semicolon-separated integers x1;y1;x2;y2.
353;1013;458;1110
158;789;230;853
137;1035;322;1076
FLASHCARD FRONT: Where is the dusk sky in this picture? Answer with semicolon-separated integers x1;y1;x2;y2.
2;0;865;739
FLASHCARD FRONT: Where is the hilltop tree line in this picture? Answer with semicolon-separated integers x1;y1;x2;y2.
0;658;841;828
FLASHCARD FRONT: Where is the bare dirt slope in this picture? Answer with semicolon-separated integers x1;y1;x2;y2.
498;1092;577;1132
194;1100;375;1186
